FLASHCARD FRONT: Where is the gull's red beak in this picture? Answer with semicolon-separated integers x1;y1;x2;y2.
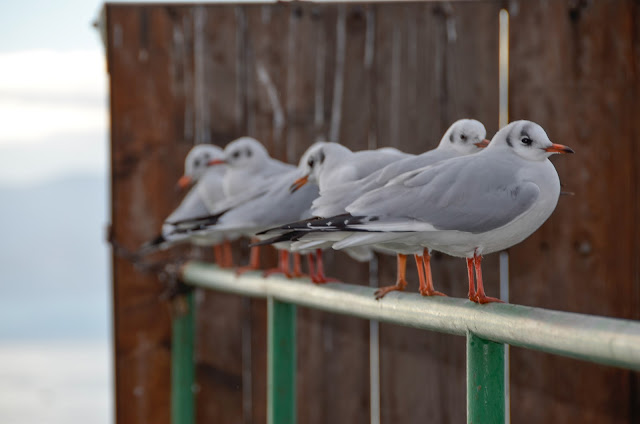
177;175;193;190
289;175;309;193
474;139;490;148
208;159;226;166
544;143;575;154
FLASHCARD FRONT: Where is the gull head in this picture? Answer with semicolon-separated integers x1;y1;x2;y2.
290;142;328;192
216;137;269;170
290;141;352;192
440;119;489;154
179;144;224;189
489;120;574;161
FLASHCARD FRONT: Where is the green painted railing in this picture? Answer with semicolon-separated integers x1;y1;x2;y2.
171;292;196;424
171;262;640;424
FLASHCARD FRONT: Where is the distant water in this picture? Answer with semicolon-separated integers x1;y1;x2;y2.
0;340;112;424
0;174;112;423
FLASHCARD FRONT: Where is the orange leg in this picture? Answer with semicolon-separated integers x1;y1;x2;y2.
311;249;338;284
420;249;446;297
213;244;224;266
291;253;305;278
374;254;408;300
306;253;316;279
263;250;292;278
222;240;234;268
236;240;261;276
414;254;427;293
473;253;504;304
466;257;476;301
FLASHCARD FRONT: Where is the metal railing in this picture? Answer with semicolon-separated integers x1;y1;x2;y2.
172;261;640;424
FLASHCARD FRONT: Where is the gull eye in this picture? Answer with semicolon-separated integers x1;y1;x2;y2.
232;151;240;159
307;158;315;168
521;137;533;146
460;134;467;141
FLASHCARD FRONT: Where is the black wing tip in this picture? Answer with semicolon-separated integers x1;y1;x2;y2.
136;234;166;256
167;208;231;228
250;231;307;247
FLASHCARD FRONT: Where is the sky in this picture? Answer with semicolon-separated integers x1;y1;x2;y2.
0;1;108;186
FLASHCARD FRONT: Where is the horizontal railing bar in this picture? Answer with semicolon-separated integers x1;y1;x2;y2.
181;261;640;371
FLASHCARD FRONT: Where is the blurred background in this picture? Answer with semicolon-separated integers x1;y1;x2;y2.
0;1;110;423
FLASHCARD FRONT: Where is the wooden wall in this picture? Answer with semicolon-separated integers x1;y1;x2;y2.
107;1;639;423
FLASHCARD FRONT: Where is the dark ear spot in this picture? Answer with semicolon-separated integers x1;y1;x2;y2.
319;150;326;164
449;133;454;143
505;137;513;147
194;159;201;167
246;148;252;157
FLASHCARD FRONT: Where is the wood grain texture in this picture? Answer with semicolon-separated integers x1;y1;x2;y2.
508;1;640;423
109;6;196;424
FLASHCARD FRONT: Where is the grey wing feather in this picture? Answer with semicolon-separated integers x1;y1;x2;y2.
373;149;455;184
166;186;212;224
217;171;320;230
312;152;413;216
347;155;540;234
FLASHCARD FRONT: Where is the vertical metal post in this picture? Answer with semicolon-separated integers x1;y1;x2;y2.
467;332;505;424
268;297;297;424
171;291;196;424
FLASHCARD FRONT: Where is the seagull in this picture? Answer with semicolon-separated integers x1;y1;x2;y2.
327;120;574;303
289;141;411;196
260;119;488;295
138;144;234;266
286;141;412;265
172;142;326;278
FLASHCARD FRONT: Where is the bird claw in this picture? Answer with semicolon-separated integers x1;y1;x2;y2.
235;266;259;276
374;284;405;300
420;289;447;297
311;275;338;285
473;293;505;304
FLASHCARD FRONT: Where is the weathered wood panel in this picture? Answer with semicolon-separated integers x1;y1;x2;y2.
508;1;640;423
182;7;249;424
108;6;197;424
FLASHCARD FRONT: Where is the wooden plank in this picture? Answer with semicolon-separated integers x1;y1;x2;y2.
508;1;640;422
372;2;501;423
243;4;292;423
108;5;197;424
182;6;248;424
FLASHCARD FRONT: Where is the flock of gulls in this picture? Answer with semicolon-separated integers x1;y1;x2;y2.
137;119;574;304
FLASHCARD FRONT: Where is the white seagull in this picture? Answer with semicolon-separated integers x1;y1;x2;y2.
331;120;574;303
139;144;234;266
